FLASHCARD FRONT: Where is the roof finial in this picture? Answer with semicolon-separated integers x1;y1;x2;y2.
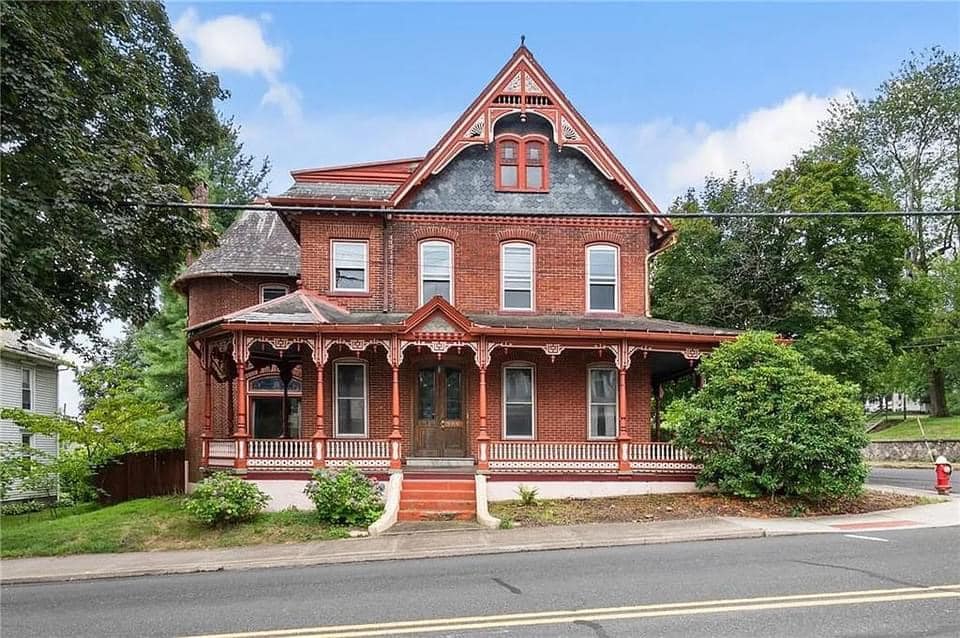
520;34;525;47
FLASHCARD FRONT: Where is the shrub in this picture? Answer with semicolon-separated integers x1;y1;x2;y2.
517;485;539;506
303;466;384;526
185;473;269;526
668;332;869;501
0;499;50;516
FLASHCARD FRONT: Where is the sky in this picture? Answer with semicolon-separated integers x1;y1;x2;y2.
58;1;959;414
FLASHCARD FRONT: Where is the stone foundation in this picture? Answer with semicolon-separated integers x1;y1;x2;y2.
863;440;960;462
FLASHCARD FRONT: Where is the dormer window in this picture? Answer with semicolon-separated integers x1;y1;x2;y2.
496;136;549;192
260;284;289;303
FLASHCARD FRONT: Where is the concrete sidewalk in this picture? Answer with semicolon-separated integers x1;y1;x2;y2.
2;497;957;585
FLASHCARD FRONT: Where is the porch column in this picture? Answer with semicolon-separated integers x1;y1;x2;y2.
616;342;632;474
201;366;212;465
476;364;490;472
234;357;249;470
389;364;402;471
311;361;327;468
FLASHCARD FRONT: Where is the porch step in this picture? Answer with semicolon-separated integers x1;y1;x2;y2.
405;458;476;469
399;476;476;523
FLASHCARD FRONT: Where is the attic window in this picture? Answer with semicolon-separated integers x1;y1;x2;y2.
260;285;289;303
496;136;548;193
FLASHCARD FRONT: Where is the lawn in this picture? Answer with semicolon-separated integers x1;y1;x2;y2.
490;492;928;527
0;497;348;559
869;416;960;441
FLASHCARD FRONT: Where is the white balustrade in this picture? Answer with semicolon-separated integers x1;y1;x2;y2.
208;440;236;458
627;443;691;462
327;439;390;460
488;441;619;473
247;438;312;460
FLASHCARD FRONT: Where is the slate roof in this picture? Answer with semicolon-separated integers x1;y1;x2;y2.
0;329;63;364
177;210;300;283
274;181;397;202
467;314;740;336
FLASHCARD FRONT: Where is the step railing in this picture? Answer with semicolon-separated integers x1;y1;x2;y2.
488;441;618;472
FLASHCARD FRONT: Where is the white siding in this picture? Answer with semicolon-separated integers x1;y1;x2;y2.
1;354;59;502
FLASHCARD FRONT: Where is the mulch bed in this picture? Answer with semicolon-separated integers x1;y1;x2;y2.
489;492;927;527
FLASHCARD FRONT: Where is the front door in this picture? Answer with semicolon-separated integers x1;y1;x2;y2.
414;366;467;457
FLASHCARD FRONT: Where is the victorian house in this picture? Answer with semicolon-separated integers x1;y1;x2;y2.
176;45;738;523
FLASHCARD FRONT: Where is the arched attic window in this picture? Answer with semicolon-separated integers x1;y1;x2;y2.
496;135;549;193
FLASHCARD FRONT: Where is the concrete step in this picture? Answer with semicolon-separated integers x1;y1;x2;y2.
400;489;475;500
401;480;475;492
399;499;476;511
405;458;475;469
398;510;476;522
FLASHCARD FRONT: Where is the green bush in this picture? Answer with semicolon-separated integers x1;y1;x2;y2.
303;466;384;526
184;473;269;526
1;499;50;516
667;332;869;501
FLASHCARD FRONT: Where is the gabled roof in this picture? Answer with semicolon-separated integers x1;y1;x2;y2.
0;329;63;365
176;209;300;285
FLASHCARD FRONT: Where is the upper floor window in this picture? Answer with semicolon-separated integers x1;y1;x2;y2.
260;284;288;303
587;244;619;312
21;368;33;410
420;240;453;305
501;242;534;310
496;136;548;192
331;240;368;292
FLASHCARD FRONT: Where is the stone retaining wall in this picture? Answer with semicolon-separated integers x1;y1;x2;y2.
863;440;960;462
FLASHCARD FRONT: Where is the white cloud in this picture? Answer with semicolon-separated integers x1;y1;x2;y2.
600;90;847;208
174;8;298;118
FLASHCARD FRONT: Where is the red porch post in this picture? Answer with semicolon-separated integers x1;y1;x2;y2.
201;366;212;466
312;361;327;469
476;338;490;472
388;336;403;471
234;356;249;470
616;342;632;474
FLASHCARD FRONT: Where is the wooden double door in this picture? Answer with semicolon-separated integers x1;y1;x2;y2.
413;365;467;458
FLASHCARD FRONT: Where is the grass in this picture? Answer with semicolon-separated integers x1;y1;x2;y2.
868;416;960;441
0;497;349;559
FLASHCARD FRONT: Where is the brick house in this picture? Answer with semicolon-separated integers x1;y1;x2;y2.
176;46;738;521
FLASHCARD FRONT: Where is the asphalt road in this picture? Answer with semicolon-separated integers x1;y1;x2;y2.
3;527;959;638
869;467;939;492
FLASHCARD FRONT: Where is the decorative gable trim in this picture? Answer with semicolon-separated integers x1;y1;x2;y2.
403;296;474;335
391;46;669;234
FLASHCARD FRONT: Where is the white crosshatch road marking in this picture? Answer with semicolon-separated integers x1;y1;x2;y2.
186;584;960;638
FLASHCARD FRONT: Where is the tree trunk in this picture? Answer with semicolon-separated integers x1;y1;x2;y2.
927;368;950;417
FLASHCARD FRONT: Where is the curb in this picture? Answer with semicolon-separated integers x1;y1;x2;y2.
0;528;765;586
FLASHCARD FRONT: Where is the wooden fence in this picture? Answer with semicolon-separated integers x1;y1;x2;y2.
93;449;185;504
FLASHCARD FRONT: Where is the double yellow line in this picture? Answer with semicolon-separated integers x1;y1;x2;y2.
189;584;960;638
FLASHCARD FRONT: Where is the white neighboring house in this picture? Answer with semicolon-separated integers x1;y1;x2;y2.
1;329;61;503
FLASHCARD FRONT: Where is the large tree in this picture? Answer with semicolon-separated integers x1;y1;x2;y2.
1;1;226;348
816;47;960;414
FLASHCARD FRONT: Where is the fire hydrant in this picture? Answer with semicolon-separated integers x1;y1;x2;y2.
934;455;952;495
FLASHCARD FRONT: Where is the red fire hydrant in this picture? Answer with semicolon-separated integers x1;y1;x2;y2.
934;455;952;495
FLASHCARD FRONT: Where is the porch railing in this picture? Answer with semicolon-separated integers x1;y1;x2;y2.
628;442;700;473
489;441;619;473
205;438;391;472
207;439;237;468
247;438;313;470
327;439;391;470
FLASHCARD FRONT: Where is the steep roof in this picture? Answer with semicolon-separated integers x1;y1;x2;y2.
0;329;63;365
176;209;300;285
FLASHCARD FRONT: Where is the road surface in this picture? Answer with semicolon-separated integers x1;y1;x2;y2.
869;467;939;492
3;526;958;637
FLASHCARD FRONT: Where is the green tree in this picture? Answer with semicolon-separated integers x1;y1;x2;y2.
1;1;227;348
668;333;868;500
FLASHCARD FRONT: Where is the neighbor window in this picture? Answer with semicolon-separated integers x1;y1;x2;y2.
331;241;368;292
588;367;617;438
501;242;534;310
503;365;535;438
21;368;33;410
587;244;619;311
495;136;549;192
21;430;32;459
420;240;453;304
260;285;289;303
334;361;367;436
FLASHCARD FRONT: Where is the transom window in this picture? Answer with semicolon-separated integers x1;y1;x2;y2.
501;242;534;310
331;240;368;292
496;136;548;192
587;244;619;312
419;240;453;304
21;368;33;410
588;367;618;439
334;361;367;437
503;365;535;438
260;285;288;303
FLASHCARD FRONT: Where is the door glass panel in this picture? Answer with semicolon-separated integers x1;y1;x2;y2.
418;369;435;419
444;368;462;419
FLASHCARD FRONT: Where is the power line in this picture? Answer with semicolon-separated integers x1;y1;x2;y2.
74;199;960;219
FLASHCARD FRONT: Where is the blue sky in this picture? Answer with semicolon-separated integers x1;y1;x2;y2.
59;1;959;414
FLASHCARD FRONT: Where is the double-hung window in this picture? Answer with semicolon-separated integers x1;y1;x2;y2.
587;244;619;311
501;242;534;310
496;136;548;192
331;241;368;292
21;368;33;410
420;240;453;304
588;367;618;439
334;361;367;436
503;365;535;438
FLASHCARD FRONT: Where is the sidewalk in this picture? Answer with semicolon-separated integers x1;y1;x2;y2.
2;497;957;585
